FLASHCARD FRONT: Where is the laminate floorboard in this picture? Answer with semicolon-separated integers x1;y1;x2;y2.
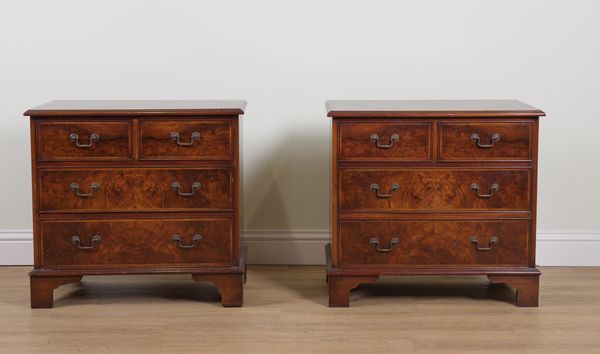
0;266;598;353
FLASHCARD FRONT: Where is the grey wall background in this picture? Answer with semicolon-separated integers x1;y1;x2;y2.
1;0;599;237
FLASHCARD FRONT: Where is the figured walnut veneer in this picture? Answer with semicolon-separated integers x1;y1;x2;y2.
326;100;545;307
25;100;246;308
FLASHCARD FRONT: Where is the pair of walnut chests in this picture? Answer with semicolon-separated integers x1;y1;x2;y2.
25;99;544;308
325;100;545;307
25;100;246;308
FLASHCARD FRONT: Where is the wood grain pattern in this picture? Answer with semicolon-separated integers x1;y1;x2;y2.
37;121;132;161
326;100;545;118
338;122;432;161
339;168;531;211
26;100;245;308
327;100;544;307
140;119;233;160
3;266;600;353
24;100;247;117
439;121;532;161
38;167;233;212
40;218;234;267
338;219;530;266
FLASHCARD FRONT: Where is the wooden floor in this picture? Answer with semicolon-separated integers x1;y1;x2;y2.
0;266;599;353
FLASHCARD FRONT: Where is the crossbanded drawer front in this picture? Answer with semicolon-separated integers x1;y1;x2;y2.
339;168;531;211
439;121;532;161
39;168;232;212
339;219;530;266
40;218;234;267
338;122;432;161
37;121;132;161
140;119;232;160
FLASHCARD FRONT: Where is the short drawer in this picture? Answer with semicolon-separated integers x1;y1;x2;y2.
39;167;232;212
339;168;531;211
338;122;432;161
37;121;132;161
339;219;530;266
140;119;233;160
40;218;233;267
439;121;532;161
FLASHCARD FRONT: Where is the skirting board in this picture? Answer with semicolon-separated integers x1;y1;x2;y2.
1;230;600;266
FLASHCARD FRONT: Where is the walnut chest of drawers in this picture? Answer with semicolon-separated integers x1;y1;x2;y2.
25;100;246;308
325;100;545;307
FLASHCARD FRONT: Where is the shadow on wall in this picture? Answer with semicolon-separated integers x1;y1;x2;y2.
243;127;330;264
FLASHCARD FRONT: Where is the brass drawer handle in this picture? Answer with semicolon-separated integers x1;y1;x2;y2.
71;235;101;250
172;234;202;249
170;131;200;147
69;133;100;148
370;183;400;198
469;235;499;251
369;237;400;252
171;181;201;197
370;133;400;149
470;183;500;198
471;133;501;148
70;182;100;198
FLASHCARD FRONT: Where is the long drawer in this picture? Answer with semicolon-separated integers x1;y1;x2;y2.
338;219;530;267
40;217;234;268
39;167;233;212
338;168;531;212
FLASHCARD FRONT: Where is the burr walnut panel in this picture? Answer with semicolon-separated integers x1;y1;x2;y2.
37;121;132;161
338;168;531;211
140;119;232;160
439;121;532;161
338;122;432;161
26;100;246;308
326;101;543;307
40;218;233;267
338;219;530;266
38;167;233;212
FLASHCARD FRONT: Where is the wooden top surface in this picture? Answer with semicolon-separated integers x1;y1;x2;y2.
326;100;545;118
24;100;246;117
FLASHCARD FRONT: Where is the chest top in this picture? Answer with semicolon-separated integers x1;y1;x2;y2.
326;100;545;118
24;100;247;117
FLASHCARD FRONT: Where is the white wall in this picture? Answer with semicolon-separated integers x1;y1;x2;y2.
1;0;599;264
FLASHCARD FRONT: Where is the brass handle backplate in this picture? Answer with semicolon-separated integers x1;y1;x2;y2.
71;235;101;250
70;182;100;198
470;183;500;198
370;133;400;149
172;234;202;249
470;235;499;251
370;183;400;198
369;237;400;252
171;181;201;197
170;131;200;147
69;133;100;148
471;133;501;148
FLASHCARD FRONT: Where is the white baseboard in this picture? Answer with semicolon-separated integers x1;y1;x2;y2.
1;230;599;266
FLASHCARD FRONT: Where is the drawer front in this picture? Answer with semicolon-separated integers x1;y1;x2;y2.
339;168;531;211
439;122;532;161
338;122;432;161
140;119;232;160
339;219;530;266
40;218;233;267
37;121;132;161
39;168;232;212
